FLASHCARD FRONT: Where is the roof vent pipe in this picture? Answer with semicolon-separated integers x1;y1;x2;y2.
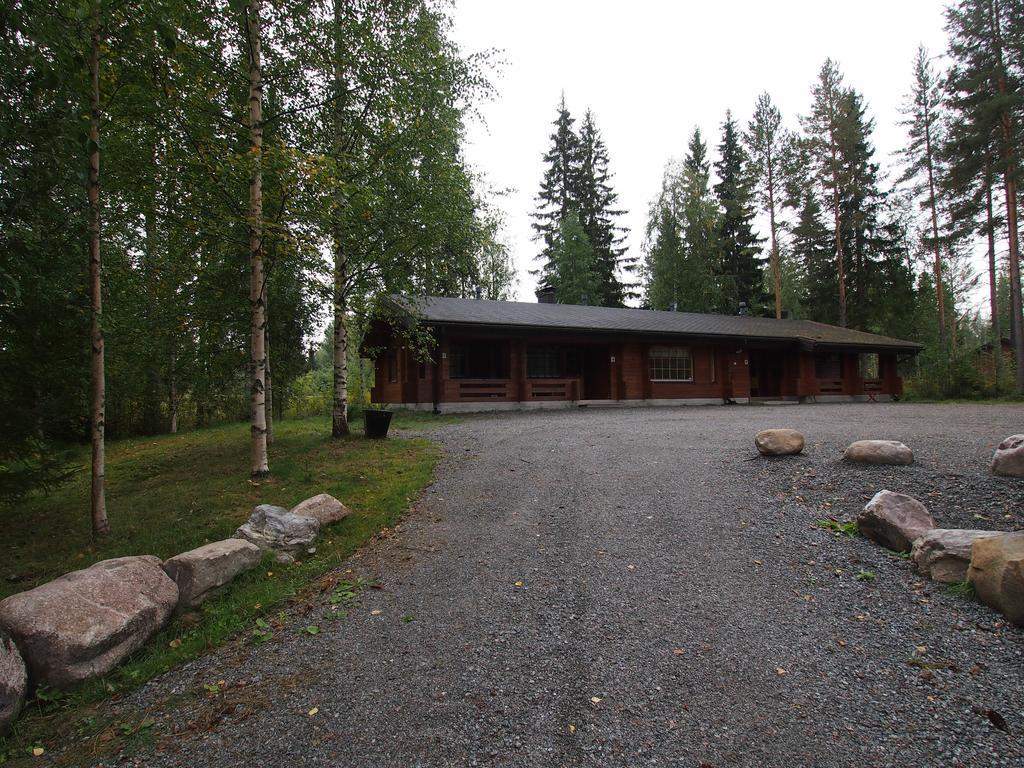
535;286;557;304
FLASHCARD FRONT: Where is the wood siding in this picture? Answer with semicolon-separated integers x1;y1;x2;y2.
369;327;905;405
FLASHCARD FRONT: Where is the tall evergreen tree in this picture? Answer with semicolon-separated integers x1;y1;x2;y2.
802;60;852;327
532;95;579;290
745;93;790;319
945;0;1024;390
549;212;600;305
679;129;723;313
714;110;764;314
898;45;949;346
576;110;632;306
643;202;686;311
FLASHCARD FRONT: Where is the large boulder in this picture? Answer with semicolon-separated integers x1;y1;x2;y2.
844;440;914;466
0;556;177;689
0;630;26;737
991;435;1024;478
234;504;319;554
162;539;262;611
912;529;999;584
290;493;352;526
755;429;805;456
968;531;1024;626
857;490;935;552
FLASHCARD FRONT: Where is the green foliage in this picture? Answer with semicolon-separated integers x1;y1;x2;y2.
550;213;601;306
0;415;439;760
944;580;977;601
815;519;859;537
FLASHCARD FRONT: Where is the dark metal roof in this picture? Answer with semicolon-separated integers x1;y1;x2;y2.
389;296;923;352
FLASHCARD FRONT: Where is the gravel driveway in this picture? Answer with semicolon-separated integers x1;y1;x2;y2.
92;403;1024;767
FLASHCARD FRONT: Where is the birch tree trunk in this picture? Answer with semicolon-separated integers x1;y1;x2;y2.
330;0;350;438
169;348;178;434
88;13;109;537
247;0;270;476
827;125;847;328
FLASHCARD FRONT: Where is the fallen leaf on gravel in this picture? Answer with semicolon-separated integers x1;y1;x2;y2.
672;648;686;656
31;747;44;757
568;724;576;734
370;610;382;616
836;639;847;648
590;696;602;705
753;560;763;566
168;639;182;649
308;707;319;717
775;667;787;675
915;645;927;654
514;581;524;587
855;614;866;621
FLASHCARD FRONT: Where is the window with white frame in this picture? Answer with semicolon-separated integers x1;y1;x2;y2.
649;346;693;381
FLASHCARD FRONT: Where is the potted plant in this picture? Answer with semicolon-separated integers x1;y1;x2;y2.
363;403;393;439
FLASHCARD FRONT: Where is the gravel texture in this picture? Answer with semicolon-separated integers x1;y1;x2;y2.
82;403;1024;768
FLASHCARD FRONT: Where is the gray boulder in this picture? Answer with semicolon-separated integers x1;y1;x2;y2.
0;630;26;737
290;493;352;526
755;429;805;456
912;529;999;584
857;490;935;552
162;539;262;611
234;504;319;553
968;531;1024;626
991;435;1024;478
0;556;177;689
844;440;914;465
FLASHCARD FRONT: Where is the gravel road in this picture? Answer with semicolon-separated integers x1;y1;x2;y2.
90;403;1024;768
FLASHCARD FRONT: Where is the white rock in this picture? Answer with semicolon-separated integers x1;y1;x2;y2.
0;630;26;736
234;504;319;553
844;440;914;465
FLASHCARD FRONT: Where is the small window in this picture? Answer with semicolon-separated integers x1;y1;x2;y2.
860;353;879;380
387;350;398;383
649;346;692;381
815;352;841;379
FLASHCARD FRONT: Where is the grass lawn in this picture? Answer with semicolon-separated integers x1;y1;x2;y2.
0;411;448;764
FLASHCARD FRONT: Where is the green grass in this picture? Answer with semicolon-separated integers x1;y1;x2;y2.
944;580;977;601
0;413;444;765
815;519;859;537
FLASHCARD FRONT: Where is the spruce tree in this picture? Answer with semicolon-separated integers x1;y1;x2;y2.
679;129;723;313
531;95;580;290
714;111;765;314
576;110;632;306
549;212;600;305
643;203;686;311
790;185;836;323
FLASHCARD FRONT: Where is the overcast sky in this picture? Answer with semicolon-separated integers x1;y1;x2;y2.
450;0;951;305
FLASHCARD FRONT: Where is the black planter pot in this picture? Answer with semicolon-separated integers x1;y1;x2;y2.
363;409;393;438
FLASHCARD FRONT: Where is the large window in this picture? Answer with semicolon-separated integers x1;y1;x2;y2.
527;345;563;378
449;342;509;379
814;352;841;379
860;352;879;380
649;346;692;381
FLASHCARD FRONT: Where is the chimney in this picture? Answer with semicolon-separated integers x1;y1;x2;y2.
535;286;556;304
737;301;750;316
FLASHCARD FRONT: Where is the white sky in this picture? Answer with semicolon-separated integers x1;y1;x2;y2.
451;0;952;304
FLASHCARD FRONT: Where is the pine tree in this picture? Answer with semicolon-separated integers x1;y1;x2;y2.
576;110;632;306
549;212;600;305
745;93;789;319
714;111;765;314
532;95;580;290
945;0;1024;391
898;45;949;346
791;185;836;323
802;60;852;327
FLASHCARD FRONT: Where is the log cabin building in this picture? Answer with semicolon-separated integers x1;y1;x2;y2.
366;295;922;412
